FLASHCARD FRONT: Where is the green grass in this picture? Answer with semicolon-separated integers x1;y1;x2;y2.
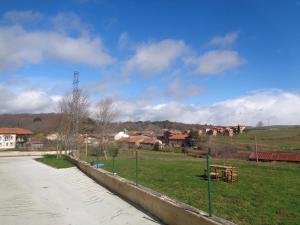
213;126;300;151
35;155;74;169
86;150;300;225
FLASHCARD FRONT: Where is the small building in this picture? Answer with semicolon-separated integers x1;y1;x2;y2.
206;128;217;136
46;133;59;141
140;137;162;150
168;133;188;147
0;128;33;150
114;131;129;141
117;136;145;148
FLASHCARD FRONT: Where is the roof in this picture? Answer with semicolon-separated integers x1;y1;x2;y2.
169;133;188;140
141;137;159;145
0;128;33;135
249;151;300;162
118;136;145;143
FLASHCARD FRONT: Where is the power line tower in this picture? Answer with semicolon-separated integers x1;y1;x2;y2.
72;71;80;156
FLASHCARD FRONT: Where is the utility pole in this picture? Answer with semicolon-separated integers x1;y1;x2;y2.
207;148;212;217
85;133;88;161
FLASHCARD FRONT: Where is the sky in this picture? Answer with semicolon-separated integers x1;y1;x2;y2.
0;0;299;126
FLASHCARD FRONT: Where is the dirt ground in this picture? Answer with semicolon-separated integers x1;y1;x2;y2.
0;157;161;225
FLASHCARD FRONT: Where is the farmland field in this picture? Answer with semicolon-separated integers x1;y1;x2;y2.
80;149;300;225
213;126;300;152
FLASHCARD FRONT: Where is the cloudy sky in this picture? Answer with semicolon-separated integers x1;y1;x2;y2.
0;0;299;126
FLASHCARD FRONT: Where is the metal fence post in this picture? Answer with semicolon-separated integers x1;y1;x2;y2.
112;155;115;175
207;148;212;217
135;150;138;186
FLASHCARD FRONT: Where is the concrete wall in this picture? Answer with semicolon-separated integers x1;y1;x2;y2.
0;150;68;157
68;156;233;225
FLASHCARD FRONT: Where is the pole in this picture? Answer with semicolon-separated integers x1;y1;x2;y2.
85;133;88;161
112;156;115;175
255;135;258;163
135;150;138;186
207;148;212;217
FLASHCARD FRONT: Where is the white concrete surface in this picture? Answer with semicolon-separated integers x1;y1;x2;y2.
0;157;161;225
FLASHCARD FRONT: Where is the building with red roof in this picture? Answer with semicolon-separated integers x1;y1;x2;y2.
0;128;33;149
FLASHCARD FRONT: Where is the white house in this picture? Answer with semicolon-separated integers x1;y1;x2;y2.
46;132;59;141
114;131;129;141
0;128;33;150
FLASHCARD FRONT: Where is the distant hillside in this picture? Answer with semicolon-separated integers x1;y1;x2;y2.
0;113;209;134
0;113;62;134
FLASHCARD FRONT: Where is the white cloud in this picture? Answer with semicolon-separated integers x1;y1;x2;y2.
123;39;187;75
115;90;300;126
209;32;238;47
0;85;60;114
2;86;299;126
118;32;129;49
50;12;90;35
0;25;114;71
188;50;245;75
2;10;43;24
163;79;202;100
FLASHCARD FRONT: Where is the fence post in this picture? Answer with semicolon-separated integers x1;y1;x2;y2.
207;148;212;217
135;150;138;186
112;155;115;175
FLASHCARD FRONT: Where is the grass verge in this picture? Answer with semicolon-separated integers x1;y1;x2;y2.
35;155;74;169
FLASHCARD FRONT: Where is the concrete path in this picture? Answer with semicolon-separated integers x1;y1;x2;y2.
0;157;161;225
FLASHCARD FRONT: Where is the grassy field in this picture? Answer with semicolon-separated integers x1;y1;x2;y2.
213;126;300;152
83;149;300;225
35;155;74;169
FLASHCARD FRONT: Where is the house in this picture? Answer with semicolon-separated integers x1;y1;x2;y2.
139;137;162;150
0;128;33;150
206;128;218;136
46;133;59;141
163;130;189;147
168;133;188;147
224;127;234;136
114;131;129;140
117;135;162;150
118;136;145;148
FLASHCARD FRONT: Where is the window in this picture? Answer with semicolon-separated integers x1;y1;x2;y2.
0;136;2;141
6;143;8;146
10;142;13;146
5;136;9;141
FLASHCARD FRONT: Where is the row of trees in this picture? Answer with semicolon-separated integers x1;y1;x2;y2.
56;90;117;158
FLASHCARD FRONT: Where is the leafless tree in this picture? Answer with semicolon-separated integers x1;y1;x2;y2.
57;92;89;158
95;98;118;159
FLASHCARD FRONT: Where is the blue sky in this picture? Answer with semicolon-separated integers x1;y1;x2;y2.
0;0;299;125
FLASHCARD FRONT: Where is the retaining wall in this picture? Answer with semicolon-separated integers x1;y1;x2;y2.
68;156;233;225
0;150;69;157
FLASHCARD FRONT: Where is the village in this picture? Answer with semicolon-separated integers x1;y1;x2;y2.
0;125;246;151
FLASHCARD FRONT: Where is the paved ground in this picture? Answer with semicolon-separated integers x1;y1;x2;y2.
0;157;161;225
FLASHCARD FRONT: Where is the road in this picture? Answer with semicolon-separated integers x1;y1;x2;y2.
0;157;161;225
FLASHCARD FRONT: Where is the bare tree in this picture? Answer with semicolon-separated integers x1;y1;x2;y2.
57;92;89;158
95;98;118;159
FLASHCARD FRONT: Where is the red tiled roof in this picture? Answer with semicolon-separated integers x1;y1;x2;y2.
0;128;33;135
141;137;159;145
169;133;188;140
249;152;300;162
118;136;144;143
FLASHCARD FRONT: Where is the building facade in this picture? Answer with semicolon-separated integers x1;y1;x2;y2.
0;128;33;150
